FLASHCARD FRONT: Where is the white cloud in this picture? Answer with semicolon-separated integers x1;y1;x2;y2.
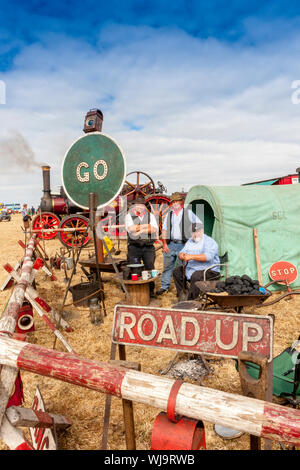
1;23;300;207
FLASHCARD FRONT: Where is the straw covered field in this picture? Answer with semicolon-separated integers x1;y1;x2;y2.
0;214;299;451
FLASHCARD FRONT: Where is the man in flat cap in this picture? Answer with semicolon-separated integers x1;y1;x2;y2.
173;223;220;300
125;195;159;296
156;192;202;295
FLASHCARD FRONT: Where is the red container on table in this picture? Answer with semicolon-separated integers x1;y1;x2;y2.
131;274;138;281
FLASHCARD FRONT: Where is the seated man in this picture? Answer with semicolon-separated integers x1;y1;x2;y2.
173;223;220;300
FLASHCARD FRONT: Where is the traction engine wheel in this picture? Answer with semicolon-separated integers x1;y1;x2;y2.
145;194;170;236
122;171;156;199
32;212;60;240
58;215;90;248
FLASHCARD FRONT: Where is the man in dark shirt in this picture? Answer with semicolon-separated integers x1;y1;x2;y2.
125;195;159;296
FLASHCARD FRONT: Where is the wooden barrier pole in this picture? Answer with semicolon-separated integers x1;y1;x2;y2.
0;236;36;334
0;335;300;447
4;264;73;335
0;236;36;432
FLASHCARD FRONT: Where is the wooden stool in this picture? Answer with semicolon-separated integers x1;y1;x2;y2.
122;278;154;306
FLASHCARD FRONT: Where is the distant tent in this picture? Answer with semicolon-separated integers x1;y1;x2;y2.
185;184;300;291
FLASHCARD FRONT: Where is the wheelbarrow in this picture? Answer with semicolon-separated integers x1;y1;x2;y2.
195;279;300;312
195;280;272;313
204;291;271;312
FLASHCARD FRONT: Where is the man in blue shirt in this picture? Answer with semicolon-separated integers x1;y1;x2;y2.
156;192;201;295
173;223;220;300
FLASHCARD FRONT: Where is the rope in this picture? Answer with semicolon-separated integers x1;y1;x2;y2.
62;288;104;309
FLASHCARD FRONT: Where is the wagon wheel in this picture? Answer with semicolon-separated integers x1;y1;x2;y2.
145;194;170;236
58;215;90;248
122;171;156;198
32;212;60;240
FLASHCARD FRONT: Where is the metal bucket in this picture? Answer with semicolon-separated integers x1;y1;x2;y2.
69;281;102;307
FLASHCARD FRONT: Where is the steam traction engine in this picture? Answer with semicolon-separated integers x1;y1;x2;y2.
32;108;183;247
32;165;91;248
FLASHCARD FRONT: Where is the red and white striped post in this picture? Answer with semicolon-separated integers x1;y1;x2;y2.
18;240;56;282
0;334;300;448
0;235;36;446
3;263;72;333
3;264;75;352
0;235;36;335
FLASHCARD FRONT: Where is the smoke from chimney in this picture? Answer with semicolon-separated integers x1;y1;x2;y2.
0;131;44;172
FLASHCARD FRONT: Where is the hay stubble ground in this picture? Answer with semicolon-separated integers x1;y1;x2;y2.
0;215;298;450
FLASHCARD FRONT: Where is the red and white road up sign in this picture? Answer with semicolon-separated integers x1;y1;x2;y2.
112;306;273;361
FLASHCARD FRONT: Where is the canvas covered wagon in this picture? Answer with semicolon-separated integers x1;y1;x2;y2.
185;184;300;291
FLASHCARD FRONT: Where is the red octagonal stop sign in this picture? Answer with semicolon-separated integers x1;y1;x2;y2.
269;261;298;285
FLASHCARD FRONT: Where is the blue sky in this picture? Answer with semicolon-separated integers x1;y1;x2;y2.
1;1;300;206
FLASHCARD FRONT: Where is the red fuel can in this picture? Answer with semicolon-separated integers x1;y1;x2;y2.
151;412;206;450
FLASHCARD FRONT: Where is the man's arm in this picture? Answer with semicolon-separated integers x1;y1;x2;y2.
134;214;159;236
161;214;170;252
125;214;139;234
180;253;207;262
181;239;218;263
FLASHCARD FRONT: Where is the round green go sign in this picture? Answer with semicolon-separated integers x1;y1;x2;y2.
61;132;126;209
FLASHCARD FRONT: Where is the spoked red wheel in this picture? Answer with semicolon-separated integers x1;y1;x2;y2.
58;215;90;248
32;212;60;240
145;195;170;236
122;171;156;199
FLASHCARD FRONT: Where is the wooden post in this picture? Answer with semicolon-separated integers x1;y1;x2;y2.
89;193;103;263
0;335;300;447
110;360;141;450
253;228;263;285
6;406;72;430
238;351;272;450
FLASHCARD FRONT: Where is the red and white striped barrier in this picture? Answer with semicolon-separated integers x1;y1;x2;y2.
18;240;56;282
0;235;36;335
4;264;74;343
0;334;299;447
3;263;72;333
0;261;21;291
0;236;36;435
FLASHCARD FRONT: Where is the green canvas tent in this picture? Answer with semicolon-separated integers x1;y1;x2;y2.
185;184;300;291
